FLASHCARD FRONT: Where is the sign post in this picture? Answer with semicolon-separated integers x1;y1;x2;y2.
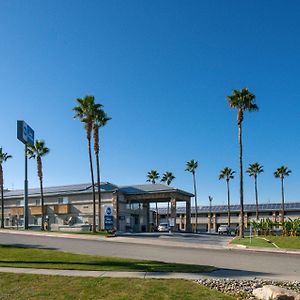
17;121;34;229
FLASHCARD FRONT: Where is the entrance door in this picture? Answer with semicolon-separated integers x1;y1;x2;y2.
131;214;140;232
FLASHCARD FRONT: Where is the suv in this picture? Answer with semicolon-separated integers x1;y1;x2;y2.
218;225;230;235
158;223;171;232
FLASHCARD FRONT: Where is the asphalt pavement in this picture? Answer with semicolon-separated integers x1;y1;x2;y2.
0;231;299;281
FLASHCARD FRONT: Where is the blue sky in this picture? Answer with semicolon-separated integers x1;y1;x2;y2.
1;1;300;207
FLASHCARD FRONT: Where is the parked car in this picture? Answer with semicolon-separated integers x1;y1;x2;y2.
158;223;171;232
218;225;230;235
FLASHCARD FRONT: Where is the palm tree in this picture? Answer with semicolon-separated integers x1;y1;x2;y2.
93;107;111;231
27;140;49;231
161;171;175;224
185;160;198;233
73;95;102;232
227;88;258;238
219;167;235;226
147;170;160;227
274;166;291;224
0;148;12;228
247;163;264;220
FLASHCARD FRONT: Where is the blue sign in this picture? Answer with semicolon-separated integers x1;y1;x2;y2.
17;121;35;145
104;206;113;230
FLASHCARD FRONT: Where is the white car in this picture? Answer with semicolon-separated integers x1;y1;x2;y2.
218;225;230;235
158;223;171;232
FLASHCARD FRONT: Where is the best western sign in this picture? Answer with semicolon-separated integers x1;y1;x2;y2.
17;120;35;145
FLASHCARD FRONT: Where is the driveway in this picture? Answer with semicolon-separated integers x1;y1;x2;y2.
0;231;299;281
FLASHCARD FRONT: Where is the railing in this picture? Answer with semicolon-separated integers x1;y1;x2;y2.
30;206;48;215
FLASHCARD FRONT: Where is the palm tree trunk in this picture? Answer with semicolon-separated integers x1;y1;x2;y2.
238;123;244;238
254;176;259;220
193;172;198;233
39;177;45;231
87;137;96;232
0;164;4;228
226;179;231;227
96;152;102;231
281;177;285;224
0;183;3;229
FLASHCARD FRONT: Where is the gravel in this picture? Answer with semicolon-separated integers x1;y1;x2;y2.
196;278;300;299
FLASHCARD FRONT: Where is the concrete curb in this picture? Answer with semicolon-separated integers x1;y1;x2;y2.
227;244;300;255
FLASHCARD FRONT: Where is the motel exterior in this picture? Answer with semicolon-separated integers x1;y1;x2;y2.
1;182;300;233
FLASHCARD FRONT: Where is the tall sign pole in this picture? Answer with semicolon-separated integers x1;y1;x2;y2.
17;120;34;230
24;144;28;229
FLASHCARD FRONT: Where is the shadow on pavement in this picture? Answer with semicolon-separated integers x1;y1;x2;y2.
0;243;58;250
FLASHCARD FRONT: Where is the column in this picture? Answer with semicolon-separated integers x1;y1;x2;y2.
213;213;217;232
112;192;119;231
185;199;191;232
143;202;150;232
170;197;177;232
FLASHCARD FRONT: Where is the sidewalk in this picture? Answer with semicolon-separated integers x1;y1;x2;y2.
0;267;298;281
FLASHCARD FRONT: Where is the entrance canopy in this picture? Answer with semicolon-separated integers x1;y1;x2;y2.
119;184;193;232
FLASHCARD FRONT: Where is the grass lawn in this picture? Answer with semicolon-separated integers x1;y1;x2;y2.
264;236;300;249
0;273;234;300
232;236;300;250
0;245;215;273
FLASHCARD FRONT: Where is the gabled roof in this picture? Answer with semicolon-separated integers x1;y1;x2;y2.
119;184;193;197
4;182;118;198
3;182;193;199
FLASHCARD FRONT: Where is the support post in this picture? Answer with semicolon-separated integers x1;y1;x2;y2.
185;199;191;232
24;144;29;229
170;197;177;232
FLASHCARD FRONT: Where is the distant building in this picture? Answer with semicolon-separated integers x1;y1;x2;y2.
2;182;299;232
158;202;300;232
2;183;192;232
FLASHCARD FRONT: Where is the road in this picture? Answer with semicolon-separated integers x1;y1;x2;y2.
0;232;299;280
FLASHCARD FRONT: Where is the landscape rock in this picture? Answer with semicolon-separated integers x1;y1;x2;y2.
196;278;300;300
253;285;300;300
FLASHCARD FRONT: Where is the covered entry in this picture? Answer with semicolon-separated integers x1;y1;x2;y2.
119;185;193;232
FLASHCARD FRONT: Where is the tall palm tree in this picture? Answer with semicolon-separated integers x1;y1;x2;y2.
73;95;102;232
219;167;235;226
0;148;12;228
27;140;49;231
147;170;160;227
247;163;264;220
161;171;175;224
93;107;111;231
185;159;198;233
227;88;258;238
274;166;291;224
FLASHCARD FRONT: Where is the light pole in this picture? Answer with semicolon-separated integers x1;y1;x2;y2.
208;196;213;233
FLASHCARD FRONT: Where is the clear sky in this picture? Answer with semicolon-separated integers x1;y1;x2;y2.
1;1;300;207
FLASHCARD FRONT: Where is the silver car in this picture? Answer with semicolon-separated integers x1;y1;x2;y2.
218;225;230;235
158;223;171;232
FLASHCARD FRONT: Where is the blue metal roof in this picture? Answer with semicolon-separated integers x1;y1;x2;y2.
158;202;300;214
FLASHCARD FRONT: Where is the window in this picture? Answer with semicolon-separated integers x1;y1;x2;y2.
36;199;41;206
58;197;69;204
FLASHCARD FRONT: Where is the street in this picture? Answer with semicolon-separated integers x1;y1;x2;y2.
0;232;299;280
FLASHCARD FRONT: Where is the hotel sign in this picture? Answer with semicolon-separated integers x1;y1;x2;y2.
17;120;35;145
